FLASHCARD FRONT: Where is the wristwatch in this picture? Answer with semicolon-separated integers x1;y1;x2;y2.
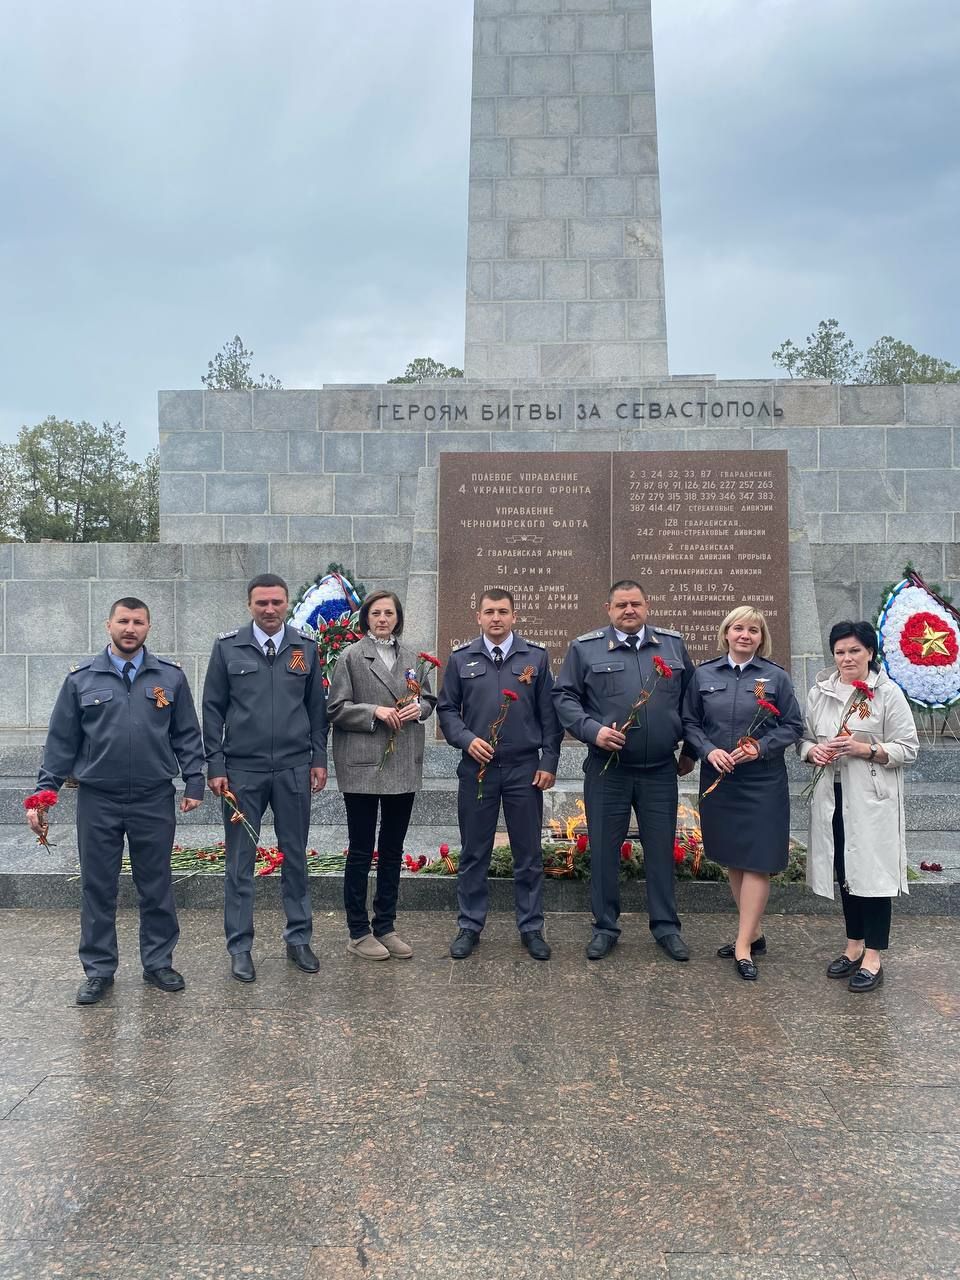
868;743;878;761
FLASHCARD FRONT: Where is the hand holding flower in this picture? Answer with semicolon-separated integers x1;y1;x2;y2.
596;722;627;752
375;704;403;731
396;700;421;724
706;747;737;774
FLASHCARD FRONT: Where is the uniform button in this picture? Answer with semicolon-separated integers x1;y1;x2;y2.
94;699;100;704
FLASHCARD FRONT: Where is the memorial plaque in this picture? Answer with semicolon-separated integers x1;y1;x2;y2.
437;451;790;669
611;451;790;664
437;453;611;668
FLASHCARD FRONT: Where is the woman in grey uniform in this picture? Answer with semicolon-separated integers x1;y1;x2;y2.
682;606;803;979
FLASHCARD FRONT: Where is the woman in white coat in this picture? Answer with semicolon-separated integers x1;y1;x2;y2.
799;620;919;992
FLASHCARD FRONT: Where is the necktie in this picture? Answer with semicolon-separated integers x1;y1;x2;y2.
492;646;504;669
122;661;134;691
625;635;639;650
265;638;276;664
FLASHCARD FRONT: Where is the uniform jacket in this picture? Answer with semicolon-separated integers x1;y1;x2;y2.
682;654;803;762
326;635;437;795
552;624;694;768
436;634;562;773
202;623;328;775
799;666;919;899
37;648;205;799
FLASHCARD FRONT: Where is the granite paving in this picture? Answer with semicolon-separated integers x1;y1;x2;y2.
0;907;957;1279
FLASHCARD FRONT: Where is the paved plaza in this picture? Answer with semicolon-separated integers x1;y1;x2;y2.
0;908;958;1279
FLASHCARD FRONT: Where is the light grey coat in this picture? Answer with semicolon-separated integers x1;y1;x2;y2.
326;635;437;796
799;667;919;899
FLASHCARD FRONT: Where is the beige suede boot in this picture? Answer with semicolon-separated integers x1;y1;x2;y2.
378;932;413;958
347;934;390;961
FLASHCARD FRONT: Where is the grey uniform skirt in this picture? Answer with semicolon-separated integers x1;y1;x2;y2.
698;756;790;874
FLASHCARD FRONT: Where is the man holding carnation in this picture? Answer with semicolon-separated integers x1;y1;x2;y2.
28;597;205;1005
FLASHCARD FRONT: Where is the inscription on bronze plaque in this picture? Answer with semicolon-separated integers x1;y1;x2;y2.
437;451;790;669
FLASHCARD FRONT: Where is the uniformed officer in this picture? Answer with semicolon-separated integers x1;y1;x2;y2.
553;580;695;961
28;597;204;1005
202;574;328;983
437;589;562;961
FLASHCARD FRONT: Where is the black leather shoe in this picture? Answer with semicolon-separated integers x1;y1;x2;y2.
450;928;480;959
521;930;551;961
231;952;256;983
826;952;863;979
286;943;320;973
735;957;759;981
657;933;690;962
142;967;186;992
717;935;766;959
849;964;883;993
586;933;617;960
76;976;114;1006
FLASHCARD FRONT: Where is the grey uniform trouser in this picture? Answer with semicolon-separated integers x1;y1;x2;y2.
456;753;545;935
222;765;312;954
77;781;179;977
583;754;681;940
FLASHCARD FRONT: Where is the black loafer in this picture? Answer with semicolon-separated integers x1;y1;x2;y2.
142;967;186;993
735;957;759;981
717;935;766;959
76;976;114;1006
826;953;863;979
286;943;320;973
849;965;883;993
586;933;617;960
450;928;480;960
231;952;256;983
521;930;551;961
656;932;690;962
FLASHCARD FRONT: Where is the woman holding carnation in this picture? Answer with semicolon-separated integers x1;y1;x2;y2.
682;606;803;980
799;620;918;992
327;590;437;960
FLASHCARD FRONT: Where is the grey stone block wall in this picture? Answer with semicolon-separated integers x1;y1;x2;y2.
464;0;668;380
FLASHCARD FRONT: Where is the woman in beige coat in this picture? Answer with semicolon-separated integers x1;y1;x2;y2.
327;591;437;960
799;620;919;992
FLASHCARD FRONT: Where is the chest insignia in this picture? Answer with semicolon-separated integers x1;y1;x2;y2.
153;687;171;709
518;665;535;685
288;649;307;673
753;678;767;698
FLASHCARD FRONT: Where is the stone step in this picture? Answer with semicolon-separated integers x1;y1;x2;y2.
4;740;960;782
2;777;958;831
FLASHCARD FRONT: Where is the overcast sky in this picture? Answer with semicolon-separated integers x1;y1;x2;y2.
2;0;958;457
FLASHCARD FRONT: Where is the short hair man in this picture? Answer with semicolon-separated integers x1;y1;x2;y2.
553;580;695;961
202;575;329;983
29;598;204;1004
437;589;563;961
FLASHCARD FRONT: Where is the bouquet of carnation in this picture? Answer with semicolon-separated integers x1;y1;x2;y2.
380;652;441;769
603;654;673;773
800;679;874;799
289;568;363;688
24;789;58;849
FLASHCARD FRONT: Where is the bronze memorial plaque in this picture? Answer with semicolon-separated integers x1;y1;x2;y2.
437;451;790;668
437;453;611;668
610;451;790;664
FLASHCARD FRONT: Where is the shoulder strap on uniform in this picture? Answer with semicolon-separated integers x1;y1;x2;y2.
452;640;472;652
575;629;604;642
157;656;183;669
68;659;94;673
651;626;683;639
759;657;785;671
524;638;545;649
217;629;239;640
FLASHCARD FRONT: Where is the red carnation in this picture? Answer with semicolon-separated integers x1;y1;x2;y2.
418;652;442;669
418;855;427;869
439;843;449;856
653;655;672;678
673;840;686;865
575;834;588;853
851;680;874;699
756;699;780;717
620;841;633;860
502;689;519;701
36;790;59;806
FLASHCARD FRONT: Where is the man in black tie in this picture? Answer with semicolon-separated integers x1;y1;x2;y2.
202;575;329;982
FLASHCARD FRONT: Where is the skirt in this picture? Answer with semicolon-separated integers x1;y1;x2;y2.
698;757;790;874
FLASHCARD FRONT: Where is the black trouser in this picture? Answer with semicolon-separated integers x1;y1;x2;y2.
833;782;891;951
342;792;416;940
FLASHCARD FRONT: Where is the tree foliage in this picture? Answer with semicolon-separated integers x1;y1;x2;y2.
772;319;960;383
202;335;283;390
0;418;159;543
387;356;464;384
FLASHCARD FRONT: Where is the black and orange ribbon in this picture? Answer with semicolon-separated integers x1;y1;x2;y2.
288;649;307;673
153;686;171;708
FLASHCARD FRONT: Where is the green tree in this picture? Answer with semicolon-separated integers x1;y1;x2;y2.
202;335;283;390
773;319;960;384
6;418;159;542
387;356;464;384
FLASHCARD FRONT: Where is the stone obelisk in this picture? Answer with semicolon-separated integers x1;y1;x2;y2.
464;0;668;381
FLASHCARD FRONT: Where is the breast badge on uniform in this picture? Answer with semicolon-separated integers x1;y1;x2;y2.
288;648;307;673
518;665;535;684
152;687;171;709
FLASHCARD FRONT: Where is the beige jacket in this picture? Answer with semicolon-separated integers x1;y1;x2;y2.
799;667;919;899
326;635;437;795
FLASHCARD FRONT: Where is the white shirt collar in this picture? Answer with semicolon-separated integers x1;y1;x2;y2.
252;622;284;653
483;632;514;659
614;627;645;646
727;654;758;673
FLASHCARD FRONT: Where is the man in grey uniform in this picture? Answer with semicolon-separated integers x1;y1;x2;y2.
28;597;204;1005
202;574;328;983
437;589;562;961
553;580;695;961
